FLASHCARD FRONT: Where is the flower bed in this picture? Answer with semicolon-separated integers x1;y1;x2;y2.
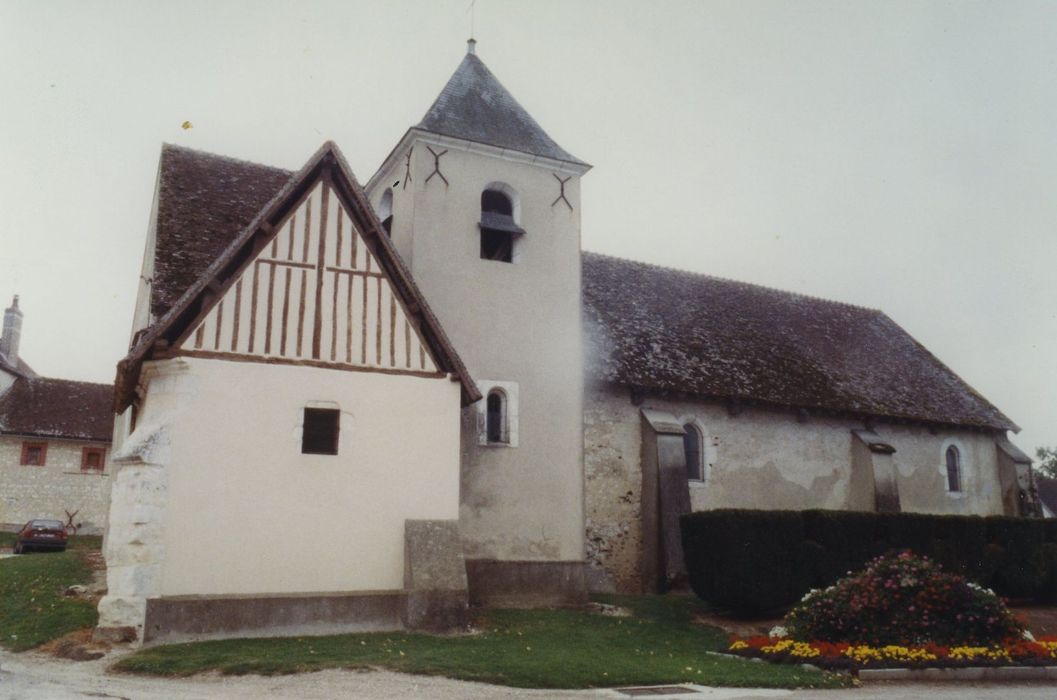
724;551;1057;672
727;635;1057;671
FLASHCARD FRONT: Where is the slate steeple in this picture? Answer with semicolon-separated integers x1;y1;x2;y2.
416;46;586;166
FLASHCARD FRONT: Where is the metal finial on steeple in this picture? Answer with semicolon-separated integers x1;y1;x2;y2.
466;0;476;53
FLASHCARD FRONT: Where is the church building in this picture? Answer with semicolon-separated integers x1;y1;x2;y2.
97;42;1035;643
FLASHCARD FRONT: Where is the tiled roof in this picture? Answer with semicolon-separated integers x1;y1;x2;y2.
582;252;1016;430
141;147;1016;430
417;52;586;166
152;144;292;319
0;378;113;442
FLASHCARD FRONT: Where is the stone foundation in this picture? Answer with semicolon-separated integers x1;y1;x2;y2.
465;559;587;607
143;591;405;643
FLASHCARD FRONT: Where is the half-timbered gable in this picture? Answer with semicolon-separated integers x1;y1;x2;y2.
179;179;439;375
114;141;478;413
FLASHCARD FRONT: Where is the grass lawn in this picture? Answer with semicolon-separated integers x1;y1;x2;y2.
115;595;847;689
0;547;99;651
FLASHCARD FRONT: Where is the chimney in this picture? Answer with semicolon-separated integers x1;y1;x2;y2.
0;295;23;365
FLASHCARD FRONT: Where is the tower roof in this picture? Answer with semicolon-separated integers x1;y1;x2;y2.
417;50;586;166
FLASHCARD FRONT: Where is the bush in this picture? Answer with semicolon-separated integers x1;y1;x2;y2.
681;510;804;614
681;508;1053;614
987;517;1048;600
785;551;1025;646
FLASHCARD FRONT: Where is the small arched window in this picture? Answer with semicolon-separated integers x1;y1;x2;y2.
683;423;704;481
945;445;962;492
378;188;394;236
479;187;523;263
486;390;507;444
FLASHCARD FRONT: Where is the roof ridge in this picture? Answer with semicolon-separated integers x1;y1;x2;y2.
583;250;882;314
162;143;293;175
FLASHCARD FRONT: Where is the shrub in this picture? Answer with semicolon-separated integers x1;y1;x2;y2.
681;508;1053;614
785;551;1024;646
681;509;804;614
986;517;1047;600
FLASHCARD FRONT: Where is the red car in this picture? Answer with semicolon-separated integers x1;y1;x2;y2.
13;519;68;554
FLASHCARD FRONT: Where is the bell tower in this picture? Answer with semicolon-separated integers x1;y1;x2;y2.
366;41;591;604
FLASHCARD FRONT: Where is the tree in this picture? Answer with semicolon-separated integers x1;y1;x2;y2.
1035;446;1057;479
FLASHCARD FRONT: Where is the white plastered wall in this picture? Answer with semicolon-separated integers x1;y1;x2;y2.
368;136;586;563
159;357;461;595
102;355;462;610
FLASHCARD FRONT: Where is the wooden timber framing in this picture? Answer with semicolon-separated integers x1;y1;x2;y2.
115;141;481;412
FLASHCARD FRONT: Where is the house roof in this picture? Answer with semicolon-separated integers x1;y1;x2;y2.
582;252;1016;431
416;51;586;166
121;142;480;410
0;377;113;442
152;144;293;320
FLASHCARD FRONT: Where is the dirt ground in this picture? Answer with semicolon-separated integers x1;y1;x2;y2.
2;649;1056;700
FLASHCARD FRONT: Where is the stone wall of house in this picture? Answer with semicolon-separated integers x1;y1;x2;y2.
0;436;111;533
584;382;1009;593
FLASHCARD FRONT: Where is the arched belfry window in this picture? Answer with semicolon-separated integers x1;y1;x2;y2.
945;445;962;492
683;423;704;481
477;379;519;447
378;188;394;236
486;390;508;444
479;186;524;263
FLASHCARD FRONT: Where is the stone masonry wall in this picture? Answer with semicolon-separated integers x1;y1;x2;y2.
0;436;111;533
584;382;1008;593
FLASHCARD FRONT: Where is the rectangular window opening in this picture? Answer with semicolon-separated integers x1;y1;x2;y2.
20;442;47;466
302;408;340;455
81;447;105;472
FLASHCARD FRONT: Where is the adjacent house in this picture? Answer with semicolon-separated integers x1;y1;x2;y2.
0;296;113;533
98;41;1037;642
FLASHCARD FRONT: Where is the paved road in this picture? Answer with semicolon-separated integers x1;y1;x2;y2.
2;650;1056;699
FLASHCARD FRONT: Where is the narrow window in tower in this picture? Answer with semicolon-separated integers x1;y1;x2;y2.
479;188;523;263
378;188;394;236
486;390;508;444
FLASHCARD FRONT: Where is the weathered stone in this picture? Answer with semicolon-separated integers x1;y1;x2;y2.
585;382;1012;594
404;520;468;592
403;519;468;631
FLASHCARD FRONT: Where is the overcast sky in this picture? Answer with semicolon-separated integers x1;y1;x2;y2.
1;0;1054;453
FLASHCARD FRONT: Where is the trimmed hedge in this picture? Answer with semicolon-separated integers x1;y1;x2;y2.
681;509;1057;614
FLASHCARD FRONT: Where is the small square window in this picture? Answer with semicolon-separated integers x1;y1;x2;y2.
81;447;106;472
302;408;340;455
20;442;47;466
